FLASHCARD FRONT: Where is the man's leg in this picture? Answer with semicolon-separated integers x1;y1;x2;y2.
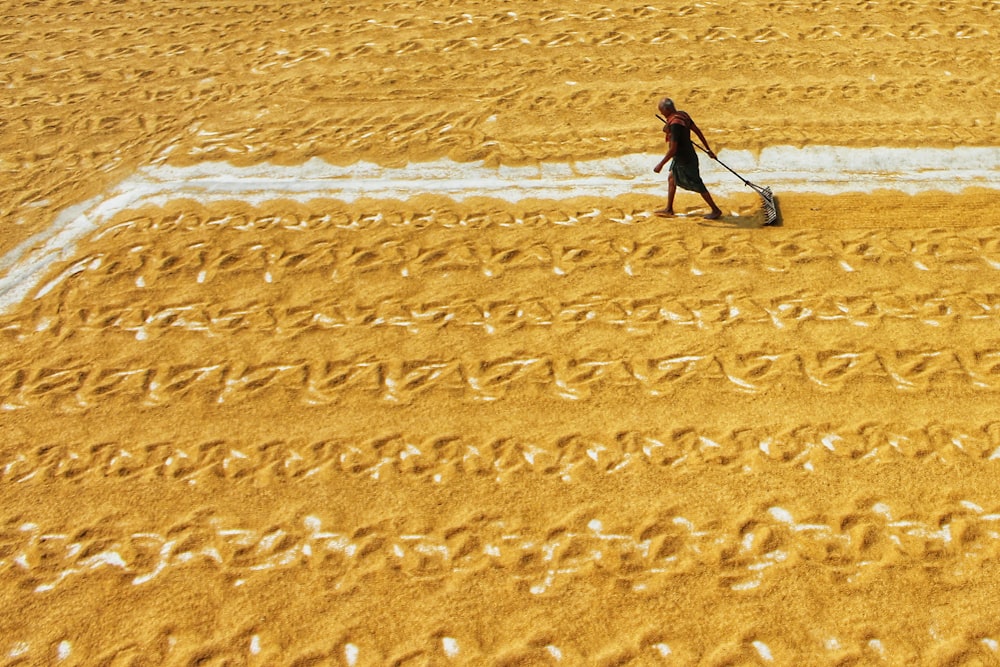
655;173;678;217
700;189;723;220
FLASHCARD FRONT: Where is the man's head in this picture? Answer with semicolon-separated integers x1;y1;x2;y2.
658;98;676;115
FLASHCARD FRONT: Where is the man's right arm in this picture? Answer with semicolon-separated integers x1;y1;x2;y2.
690;122;716;159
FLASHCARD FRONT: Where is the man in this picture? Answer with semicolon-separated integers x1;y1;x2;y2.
652;98;723;220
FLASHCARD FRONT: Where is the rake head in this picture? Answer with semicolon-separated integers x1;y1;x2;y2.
757;185;778;226
745;182;778;226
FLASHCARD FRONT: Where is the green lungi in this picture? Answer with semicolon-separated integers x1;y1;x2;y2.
670;157;708;194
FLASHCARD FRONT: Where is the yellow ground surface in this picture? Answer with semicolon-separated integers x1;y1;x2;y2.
2;0;1000;664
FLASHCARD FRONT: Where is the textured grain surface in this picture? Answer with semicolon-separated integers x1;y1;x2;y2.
2;0;1000;664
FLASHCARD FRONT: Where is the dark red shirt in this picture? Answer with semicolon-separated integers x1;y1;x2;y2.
666;111;698;163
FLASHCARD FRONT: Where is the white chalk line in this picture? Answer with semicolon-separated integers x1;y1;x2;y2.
1;146;999;312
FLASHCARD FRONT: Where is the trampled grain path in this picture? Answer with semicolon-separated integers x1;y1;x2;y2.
2;0;998;257
2;0;1000;664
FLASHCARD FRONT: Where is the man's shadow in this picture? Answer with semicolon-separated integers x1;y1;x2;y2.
697;196;783;229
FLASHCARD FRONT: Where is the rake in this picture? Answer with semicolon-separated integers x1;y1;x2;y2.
655;114;778;226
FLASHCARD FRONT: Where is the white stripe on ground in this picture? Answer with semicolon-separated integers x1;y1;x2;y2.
1;146;998;311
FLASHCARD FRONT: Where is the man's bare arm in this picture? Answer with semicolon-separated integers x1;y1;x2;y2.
653;138;677;173
690;122;716;159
